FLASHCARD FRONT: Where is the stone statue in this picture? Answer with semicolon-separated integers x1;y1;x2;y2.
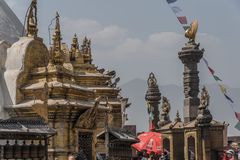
147;72;157;87
199;86;210;110
185;20;198;43
159;96;171;127
162;96;171;115
196;86;212;126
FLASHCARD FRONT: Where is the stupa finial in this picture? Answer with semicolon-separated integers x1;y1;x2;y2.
51;12;64;65
26;0;38;37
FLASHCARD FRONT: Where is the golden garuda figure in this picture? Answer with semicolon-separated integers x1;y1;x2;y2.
185;20;198;43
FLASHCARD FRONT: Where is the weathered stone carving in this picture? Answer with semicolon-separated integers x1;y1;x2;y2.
199;86;210;110
75;97;101;129
159;96;171;127
162;96;171;115
196;86;212;126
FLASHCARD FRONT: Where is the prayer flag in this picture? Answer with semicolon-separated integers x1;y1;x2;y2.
213;75;222;81
203;58;209;66
177;16;188;24
224;94;234;103
171;6;182;14
167;0;177;4
235;112;240;121
219;84;227;94
235;121;240;131
183;26;190;31
208;67;215;75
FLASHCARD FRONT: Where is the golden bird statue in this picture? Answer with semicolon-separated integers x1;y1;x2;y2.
185;20;198;43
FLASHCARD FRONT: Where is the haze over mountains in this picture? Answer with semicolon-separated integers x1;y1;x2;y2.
121;78;240;136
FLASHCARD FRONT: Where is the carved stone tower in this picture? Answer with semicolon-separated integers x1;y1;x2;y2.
178;42;204;123
145;73;161;130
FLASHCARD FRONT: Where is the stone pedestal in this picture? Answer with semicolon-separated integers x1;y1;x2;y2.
178;43;204;123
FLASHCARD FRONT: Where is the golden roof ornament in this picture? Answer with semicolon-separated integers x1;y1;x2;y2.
81;36;92;64
70;34;81;61
185;20;198;44
51;12;64;65
26;0;38;37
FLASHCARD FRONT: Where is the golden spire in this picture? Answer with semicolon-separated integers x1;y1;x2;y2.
81;36;92;64
51;12;64;65
70;33;80;61
26;0;38;37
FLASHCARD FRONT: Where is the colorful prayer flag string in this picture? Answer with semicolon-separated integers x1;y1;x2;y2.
166;0;190;31
202;57;240;130
202;58;233;103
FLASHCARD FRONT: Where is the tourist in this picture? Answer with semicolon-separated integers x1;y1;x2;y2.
159;151;169;160
230;142;240;160
224;150;234;160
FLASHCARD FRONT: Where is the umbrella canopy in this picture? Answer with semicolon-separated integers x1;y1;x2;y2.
132;132;163;155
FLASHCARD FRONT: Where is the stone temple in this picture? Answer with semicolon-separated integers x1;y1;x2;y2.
0;1;134;159
144;21;228;159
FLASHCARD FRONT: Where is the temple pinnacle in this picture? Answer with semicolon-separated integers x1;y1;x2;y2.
26;0;38;37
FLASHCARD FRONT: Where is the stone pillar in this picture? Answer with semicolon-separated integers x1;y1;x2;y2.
178;42;204;123
145;73;161;130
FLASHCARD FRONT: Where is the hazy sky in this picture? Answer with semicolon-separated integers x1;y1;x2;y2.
5;0;240;87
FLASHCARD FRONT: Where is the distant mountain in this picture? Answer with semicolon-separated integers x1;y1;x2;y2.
0;0;23;43
121;78;240;136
